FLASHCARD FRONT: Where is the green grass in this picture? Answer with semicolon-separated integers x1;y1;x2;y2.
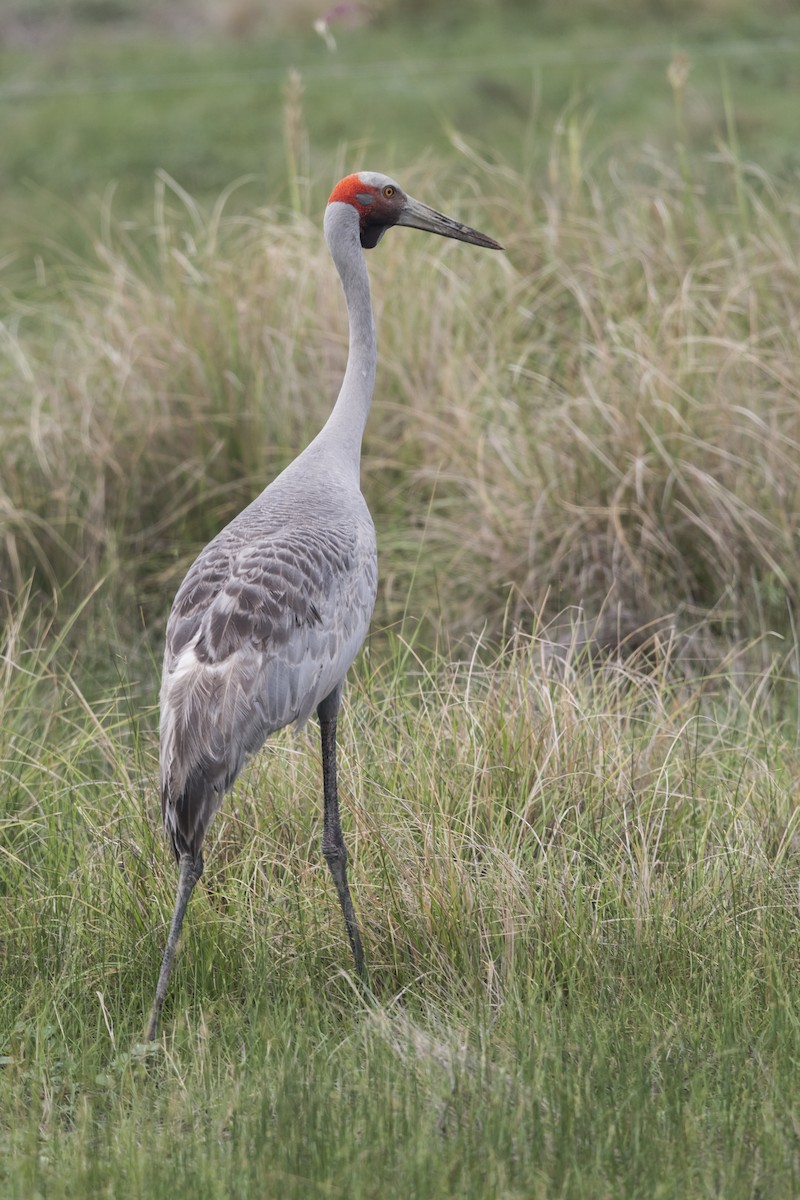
3;607;800;1198
4;0;800;273
3;2;800;1196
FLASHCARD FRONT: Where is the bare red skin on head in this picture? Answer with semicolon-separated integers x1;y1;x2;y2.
328;174;405;248
328;174;374;210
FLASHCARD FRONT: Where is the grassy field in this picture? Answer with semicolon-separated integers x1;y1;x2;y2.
3;2;800;1197
3;609;800;1197
3;0;800;269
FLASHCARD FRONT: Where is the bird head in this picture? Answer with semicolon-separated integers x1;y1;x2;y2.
327;171;502;251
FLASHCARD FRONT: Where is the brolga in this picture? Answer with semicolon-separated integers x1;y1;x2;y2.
146;171;501;1040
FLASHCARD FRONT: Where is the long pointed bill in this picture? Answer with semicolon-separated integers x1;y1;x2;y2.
396;196;502;250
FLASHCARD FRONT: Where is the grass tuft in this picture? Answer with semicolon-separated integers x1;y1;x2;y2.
2;610;800;1195
3;144;800;654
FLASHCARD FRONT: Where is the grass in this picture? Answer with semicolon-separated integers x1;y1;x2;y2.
4;0;800;272
3;2;800;1196
3;140;800;649
3;603;800;1198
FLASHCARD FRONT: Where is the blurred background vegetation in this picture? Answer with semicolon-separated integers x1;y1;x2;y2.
2;0;800;670
3;0;800;265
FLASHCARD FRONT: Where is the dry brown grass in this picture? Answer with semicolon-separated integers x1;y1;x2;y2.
2;145;799;656
375;148;800;651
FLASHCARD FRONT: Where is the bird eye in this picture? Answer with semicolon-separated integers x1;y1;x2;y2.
383;186;395;198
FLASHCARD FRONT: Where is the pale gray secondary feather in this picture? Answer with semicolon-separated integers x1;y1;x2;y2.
160;472;377;859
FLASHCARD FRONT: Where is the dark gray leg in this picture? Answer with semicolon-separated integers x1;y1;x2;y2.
146;851;203;1041
318;688;366;980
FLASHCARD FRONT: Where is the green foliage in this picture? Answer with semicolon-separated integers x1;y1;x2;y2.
2;606;800;1197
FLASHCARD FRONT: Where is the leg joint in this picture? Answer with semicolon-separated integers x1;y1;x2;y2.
179;851;204;885
322;838;347;868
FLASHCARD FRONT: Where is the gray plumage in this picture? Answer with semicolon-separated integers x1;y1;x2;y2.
145;171;501;1041
160;481;377;860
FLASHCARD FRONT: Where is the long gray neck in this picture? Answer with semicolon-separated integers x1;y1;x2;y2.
313;202;377;478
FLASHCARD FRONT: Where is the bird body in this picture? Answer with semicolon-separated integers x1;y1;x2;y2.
160;462;377;860
146;171;500;1040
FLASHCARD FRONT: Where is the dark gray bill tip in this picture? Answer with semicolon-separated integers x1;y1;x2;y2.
396;196;503;251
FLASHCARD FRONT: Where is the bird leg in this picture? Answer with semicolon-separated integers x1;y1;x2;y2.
318;695;366;980
145;850;203;1041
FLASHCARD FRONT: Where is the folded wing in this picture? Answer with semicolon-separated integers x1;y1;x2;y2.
160;519;377;858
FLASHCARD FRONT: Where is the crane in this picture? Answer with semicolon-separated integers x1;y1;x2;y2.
145;171;501;1040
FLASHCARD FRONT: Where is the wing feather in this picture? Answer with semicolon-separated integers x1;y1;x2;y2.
160;511;377;859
